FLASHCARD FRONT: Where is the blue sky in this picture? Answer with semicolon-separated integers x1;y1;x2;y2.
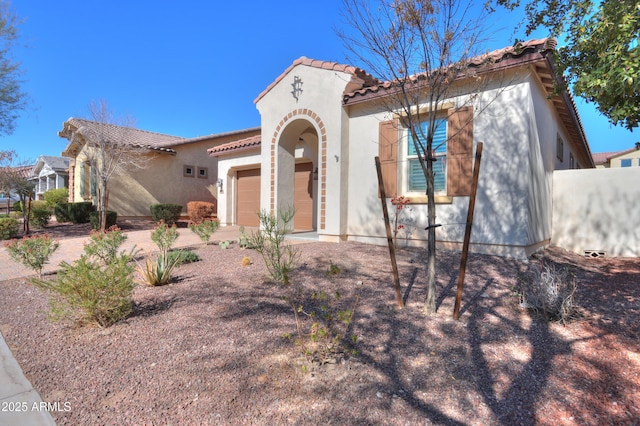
1;0;636;163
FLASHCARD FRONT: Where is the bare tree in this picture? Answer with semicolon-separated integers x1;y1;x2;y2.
69;100;152;231
0;149;35;231
339;0;492;314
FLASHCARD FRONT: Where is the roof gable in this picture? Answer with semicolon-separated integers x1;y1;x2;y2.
32;156;69;175
59;118;186;156
254;57;379;104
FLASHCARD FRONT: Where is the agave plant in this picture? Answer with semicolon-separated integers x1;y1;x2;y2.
138;252;182;286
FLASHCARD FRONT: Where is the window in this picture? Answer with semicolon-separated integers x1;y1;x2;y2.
183;165;194;177
406;118;447;193
197;167;208;179
556;135;564;162
621;159;632;167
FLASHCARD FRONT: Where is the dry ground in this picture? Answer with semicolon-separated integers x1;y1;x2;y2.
1;223;639;425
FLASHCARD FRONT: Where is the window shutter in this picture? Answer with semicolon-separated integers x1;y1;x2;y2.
447;107;473;196
378;119;398;197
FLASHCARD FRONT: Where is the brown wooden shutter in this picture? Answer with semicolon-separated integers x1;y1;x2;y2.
447;107;473;196
378;119;398;198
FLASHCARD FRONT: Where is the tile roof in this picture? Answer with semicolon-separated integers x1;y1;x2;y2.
592;146;640;165
343;38;557;102
60;118;186;154
176;127;261;147
0;165;33;179
208;135;262;157
254;57;379;104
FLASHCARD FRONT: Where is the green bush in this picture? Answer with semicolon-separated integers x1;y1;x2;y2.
0;217;19;240
83;226;128;265
31;226;136;327
249;206;299;284
29;208;52;229
67;202;94;224
189;219;220;245
12;201;21;212
54;202;71;223
43;188;69;209
30;200;48;211
90;211;118;230
167;249;200;265
150;203;183;225
35;253;136;327
5;234;59;278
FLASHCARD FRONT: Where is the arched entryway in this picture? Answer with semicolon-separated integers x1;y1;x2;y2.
274;118;318;232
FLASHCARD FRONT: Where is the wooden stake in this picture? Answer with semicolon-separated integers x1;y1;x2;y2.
453;142;483;320
375;156;404;308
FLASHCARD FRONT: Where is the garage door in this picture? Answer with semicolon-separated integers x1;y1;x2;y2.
237;168;261;227
294;162;313;231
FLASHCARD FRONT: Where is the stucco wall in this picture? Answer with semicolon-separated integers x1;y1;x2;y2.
552;167;640;257
215;151;262;226
256;63;352;239
344;72;550;257
73;140;218;218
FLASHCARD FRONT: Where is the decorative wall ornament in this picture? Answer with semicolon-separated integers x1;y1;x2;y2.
291;76;303;102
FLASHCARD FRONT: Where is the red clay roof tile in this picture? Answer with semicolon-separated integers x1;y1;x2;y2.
207;135;261;157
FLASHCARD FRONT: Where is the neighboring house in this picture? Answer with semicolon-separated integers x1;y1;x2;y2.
209;38;594;258
29;155;70;199
592;143;640;168
58;118;260;219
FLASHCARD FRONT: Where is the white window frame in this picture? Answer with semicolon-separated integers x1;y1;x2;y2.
401;118;448;196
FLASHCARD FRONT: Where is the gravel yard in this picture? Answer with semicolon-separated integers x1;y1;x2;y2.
1;225;639;425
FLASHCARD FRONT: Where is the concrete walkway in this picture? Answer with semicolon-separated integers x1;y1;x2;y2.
0;225;249;425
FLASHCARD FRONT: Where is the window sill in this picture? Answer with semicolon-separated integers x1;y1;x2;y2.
402;195;453;204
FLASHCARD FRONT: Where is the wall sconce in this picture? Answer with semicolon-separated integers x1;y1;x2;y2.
216;178;223;190
313;168;318;181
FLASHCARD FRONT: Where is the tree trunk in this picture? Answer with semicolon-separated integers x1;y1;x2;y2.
425;155;437;314
100;180;107;232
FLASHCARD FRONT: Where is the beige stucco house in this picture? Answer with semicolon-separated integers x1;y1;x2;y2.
59;118;260;219
209;38;595;258
593;143;640;168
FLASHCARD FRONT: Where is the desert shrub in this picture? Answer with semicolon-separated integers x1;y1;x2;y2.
31;226;135;327
189;219;219;245
90;210;118;230
138;221;181;286
5;234;59;278
43;188;69;209
67;202;94;224
248;206;299;284
186;201;216;224
29;208;52;228
12;201;21;212
517;262;580;324
150;203;183;225
167;249;200;266
83;226;128;265
285;287;361;367
0;217;19;240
